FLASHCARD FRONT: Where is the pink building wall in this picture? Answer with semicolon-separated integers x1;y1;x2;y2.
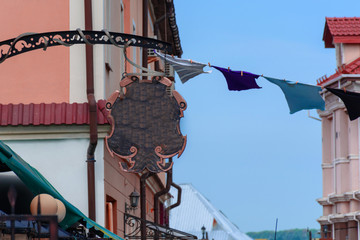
0;0;70;104
317;17;360;240
0;0;170;238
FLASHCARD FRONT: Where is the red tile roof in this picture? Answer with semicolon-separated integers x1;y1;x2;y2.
317;57;360;85
323;17;360;48
0;100;110;126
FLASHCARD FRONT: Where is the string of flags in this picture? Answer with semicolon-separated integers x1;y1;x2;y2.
155;50;360;121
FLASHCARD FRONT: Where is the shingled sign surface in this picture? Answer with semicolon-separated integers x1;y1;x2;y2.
105;76;187;173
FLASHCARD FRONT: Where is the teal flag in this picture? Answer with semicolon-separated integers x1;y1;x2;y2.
264;76;325;114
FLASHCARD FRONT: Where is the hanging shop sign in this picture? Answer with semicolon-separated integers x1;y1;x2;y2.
105;75;187;173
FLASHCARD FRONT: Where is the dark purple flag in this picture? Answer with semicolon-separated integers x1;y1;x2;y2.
212;66;261;91
327;88;360;121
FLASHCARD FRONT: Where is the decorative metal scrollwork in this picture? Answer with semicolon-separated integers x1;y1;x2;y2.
0;29;172;63
124;213;198;239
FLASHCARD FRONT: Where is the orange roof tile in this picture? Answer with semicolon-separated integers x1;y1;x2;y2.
323;17;360;48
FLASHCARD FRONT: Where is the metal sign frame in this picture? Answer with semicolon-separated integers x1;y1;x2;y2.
0;29;172;63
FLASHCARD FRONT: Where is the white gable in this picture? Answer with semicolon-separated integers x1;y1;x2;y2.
169;184;253;240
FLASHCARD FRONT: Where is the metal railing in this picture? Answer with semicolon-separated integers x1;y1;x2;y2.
124;213;197;240
0;214;59;239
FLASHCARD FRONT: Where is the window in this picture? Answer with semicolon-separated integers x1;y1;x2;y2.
105;195;117;234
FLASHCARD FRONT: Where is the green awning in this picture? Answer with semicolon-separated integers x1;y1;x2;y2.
0;140;123;240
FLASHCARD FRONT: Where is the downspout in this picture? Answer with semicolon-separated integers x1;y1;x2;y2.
327;214;335;240
140;2;149;238
140;172;154;240
165;182;181;227
333;111;337;196
84;0;97;221
168;182;181;210
154;164;172;225
142;0;148;76
354;214;360;240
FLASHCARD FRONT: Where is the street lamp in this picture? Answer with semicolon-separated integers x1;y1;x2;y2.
201;225;206;240
323;225;329;238
125;190;140;213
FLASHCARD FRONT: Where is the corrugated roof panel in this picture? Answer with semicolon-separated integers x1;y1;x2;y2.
22;104;30;125
33;104;41;125
0;100;109;126
170;184;213;232
169;184;252;240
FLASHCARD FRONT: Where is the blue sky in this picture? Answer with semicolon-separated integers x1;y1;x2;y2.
171;0;360;233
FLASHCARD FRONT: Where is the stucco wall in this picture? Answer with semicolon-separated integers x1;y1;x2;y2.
104;148;160;236
4;138;106;227
343;44;360;65
0;0;70;104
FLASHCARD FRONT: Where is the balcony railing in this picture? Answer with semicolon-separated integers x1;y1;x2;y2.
124;213;197;240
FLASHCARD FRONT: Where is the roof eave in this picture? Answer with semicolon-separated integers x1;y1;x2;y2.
167;0;182;57
333;36;360;44
323;22;335;48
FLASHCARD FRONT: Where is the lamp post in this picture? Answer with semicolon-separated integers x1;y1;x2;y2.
323;225;329;239
201;225;208;240
307;228;312;240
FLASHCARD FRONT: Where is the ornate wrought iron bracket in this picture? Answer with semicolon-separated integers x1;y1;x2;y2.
0;29;172;63
124;213;197;239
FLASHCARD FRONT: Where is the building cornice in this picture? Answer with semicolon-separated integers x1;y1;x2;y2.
330;214;347;223
318;101;345;117
344;212;360;221
334;158;350;165
318;191;360;206
319;191;360;207
317;216;331;224
0;125;111;140
354;191;360;200
322;163;333;169
329;194;351;203
322;157;358;169
317;197;334;206
348;154;359;160
318;212;360;224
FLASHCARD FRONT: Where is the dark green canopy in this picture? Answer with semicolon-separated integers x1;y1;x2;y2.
0;140;123;239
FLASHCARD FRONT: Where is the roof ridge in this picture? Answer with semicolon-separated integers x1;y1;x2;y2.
326;17;360;20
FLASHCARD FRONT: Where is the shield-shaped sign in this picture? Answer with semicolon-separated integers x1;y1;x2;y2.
105;75;187;173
